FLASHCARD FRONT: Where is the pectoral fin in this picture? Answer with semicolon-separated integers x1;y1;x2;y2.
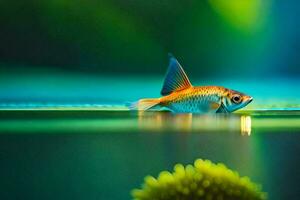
216;103;228;113
210;102;221;110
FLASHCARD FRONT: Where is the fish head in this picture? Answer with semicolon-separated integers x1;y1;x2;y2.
222;89;253;112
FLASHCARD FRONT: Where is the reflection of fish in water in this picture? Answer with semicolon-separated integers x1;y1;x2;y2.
130;55;253;113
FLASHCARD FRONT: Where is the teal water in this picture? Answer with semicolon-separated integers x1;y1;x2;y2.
0;109;300;200
0;72;300;200
0;70;299;109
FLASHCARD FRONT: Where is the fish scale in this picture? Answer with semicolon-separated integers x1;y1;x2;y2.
159;87;223;113
131;55;253;113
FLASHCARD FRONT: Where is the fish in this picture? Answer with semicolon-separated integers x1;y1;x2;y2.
129;55;253;113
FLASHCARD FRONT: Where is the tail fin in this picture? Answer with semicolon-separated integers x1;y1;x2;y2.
128;98;160;111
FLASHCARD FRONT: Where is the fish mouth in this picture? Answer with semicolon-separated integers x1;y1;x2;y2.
233;97;253;112
246;97;253;105
242;97;253;108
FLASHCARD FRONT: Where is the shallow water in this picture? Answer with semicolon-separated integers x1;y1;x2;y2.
0;108;300;200
0;64;299;200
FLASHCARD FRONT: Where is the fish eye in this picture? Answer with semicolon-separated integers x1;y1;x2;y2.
232;95;242;104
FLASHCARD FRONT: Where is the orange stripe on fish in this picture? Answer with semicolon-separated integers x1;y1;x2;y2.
130;54;253;113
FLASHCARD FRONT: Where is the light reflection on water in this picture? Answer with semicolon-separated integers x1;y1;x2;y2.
241;115;251;136
138;112;252;135
0;109;299;134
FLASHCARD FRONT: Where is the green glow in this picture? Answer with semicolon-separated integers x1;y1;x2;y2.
0;109;299;134
208;0;269;33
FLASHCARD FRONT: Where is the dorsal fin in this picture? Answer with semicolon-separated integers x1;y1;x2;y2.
160;54;192;96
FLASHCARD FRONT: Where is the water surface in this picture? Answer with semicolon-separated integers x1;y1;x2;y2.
0;66;299;200
0;108;300;200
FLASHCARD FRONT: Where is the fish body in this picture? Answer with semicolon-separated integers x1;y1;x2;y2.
159;86;225;113
130;55;253;113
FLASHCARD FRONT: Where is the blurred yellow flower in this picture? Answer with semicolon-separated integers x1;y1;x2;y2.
132;159;267;200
